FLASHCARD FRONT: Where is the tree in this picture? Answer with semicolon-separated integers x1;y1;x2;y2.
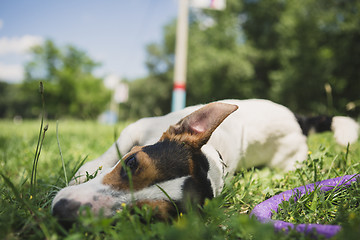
186;5;258;105
124;0;360;119
240;0;360;116
124;6;259;118
23;39;111;119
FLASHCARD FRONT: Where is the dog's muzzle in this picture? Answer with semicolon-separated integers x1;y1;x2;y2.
52;198;91;228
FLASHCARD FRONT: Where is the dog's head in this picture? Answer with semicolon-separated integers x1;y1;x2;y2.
52;102;238;224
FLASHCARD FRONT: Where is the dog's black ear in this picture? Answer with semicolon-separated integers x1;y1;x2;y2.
160;102;238;149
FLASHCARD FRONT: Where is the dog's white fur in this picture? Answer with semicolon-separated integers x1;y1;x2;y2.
73;100;308;183
332;116;359;146
53;99;358;216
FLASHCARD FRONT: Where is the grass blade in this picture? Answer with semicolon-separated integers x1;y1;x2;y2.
57;121;68;186
30;81;47;195
156;184;180;217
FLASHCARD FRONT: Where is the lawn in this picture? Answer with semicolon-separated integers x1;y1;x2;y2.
0;119;360;240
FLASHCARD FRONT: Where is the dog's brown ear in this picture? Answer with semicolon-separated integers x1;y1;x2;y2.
160;102;238;149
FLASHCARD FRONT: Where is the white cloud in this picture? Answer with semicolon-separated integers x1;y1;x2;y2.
0;35;43;56
0;63;24;83
0;34;43;83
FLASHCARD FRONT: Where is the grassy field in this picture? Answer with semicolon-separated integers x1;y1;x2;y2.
1;119;360;240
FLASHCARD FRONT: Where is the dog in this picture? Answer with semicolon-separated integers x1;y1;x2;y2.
52;99;359;224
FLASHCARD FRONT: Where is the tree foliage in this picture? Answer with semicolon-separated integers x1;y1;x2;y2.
0;40;111;119
125;0;360;119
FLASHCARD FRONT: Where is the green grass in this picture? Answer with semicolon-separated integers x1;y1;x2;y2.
1;119;360;239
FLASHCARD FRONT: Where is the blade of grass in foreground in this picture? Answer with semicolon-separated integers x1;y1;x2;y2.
57;121;68;186
156;184;180;218
31;82;48;195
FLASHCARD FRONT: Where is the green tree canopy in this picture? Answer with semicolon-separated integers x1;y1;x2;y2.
21;39;111;119
124;0;360;119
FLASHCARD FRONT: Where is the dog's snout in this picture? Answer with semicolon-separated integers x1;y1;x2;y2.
52;199;82;227
52;199;81;218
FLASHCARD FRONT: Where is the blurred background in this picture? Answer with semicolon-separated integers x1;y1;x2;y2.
1;0;359;122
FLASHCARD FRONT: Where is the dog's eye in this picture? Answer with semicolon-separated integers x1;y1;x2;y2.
120;155;138;179
125;155;138;170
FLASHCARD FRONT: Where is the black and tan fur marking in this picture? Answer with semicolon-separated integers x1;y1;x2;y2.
52;101;241;223
102;102;238;216
135;199;179;220
102;146;160;190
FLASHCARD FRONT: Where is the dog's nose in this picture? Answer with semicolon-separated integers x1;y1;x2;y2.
52;199;81;219
52;199;81;228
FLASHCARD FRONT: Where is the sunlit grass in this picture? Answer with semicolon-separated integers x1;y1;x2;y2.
0;120;121;183
0;120;360;239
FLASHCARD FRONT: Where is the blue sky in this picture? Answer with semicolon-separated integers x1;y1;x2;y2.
0;0;178;84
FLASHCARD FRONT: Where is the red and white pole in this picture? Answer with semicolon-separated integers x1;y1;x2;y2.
171;0;189;112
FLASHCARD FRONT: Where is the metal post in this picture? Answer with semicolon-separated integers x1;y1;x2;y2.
171;0;189;112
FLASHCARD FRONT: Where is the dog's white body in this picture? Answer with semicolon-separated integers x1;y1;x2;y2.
53;99;358;220
73;99;308;192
